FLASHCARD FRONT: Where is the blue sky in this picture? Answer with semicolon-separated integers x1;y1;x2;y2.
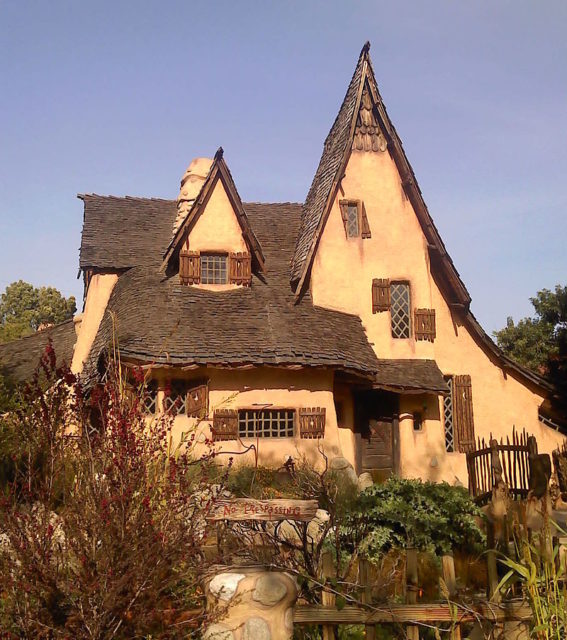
1;1;566;333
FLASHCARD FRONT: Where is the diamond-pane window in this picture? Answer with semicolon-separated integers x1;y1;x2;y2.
164;379;188;416
390;282;411;338
238;410;295;438
142;380;158;414
200;254;228;284
443;376;455;452
346;204;360;237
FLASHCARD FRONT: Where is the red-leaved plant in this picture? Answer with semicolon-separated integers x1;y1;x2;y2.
0;343;220;639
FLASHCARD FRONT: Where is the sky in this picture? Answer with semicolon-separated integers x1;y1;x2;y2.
1;1;566;333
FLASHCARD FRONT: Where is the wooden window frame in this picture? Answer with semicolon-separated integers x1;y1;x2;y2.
390;281;412;339
200;252;229;285
237;408;296;438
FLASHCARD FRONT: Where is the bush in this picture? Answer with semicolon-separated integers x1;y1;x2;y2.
0;344;215;639
343;477;485;559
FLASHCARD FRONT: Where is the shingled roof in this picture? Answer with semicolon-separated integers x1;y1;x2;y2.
0;320;76;383
83;202;380;379
290;43;471;308
79;195;178;269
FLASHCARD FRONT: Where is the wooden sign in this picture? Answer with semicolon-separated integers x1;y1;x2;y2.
207;498;318;522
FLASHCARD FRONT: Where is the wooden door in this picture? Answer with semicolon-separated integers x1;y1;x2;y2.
356;390;399;482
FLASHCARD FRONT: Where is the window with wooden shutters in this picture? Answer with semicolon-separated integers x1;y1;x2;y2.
390;282;411;338
443;376;455;452
212;409;238;441
443;375;475;453
186;383;208;418
372;278;391;313
229;252;252;286
454;375;475;453
238;410;295;438
200;253;228;284
414;309;436;342
299;407;326;439
179;250;200;285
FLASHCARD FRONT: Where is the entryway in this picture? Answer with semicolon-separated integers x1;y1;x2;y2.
355;389;400;482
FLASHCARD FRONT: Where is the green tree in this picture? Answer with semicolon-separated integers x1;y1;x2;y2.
493;285;567;374
0;280;76;342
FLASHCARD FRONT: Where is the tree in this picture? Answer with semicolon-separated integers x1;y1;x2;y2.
493;285;567;374
0;280;76;342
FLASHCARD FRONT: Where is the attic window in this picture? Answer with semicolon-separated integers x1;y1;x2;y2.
339;200;371;239
200;254;228;284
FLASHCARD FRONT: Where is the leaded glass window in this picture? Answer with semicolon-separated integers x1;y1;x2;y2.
142;380;158;414
238;410;295;438
443;376;455;452
390;282;411;338
200;254;228;284
164;379;188;416
346;203;360;237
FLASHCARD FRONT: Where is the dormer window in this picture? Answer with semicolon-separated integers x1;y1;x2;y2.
179;249;252;286
201;253;228;284
339;199;371;239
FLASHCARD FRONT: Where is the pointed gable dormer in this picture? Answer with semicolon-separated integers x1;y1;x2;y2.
162;148;264;288
291;42;471;309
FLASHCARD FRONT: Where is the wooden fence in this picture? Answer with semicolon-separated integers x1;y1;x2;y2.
291;551;531;639
466;427;536;505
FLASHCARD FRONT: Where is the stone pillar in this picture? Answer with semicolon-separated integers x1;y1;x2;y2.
203;567;297;640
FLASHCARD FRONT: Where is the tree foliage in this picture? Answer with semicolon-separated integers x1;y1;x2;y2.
493;285;567;374
0;280;76;343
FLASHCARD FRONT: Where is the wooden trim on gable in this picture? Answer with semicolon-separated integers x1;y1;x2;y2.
161;148;265;276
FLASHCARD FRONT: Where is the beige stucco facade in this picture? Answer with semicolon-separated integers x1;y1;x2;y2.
309;148;564;482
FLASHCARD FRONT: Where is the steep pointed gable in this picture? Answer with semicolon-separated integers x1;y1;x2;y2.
291;42;471;309
162;148;265;274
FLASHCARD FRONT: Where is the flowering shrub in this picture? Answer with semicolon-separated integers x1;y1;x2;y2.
0;343;217;639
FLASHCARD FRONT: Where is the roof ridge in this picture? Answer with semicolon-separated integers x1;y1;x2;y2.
78;194;175;202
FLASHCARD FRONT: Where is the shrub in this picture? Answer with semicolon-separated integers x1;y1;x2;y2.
0;344;215;639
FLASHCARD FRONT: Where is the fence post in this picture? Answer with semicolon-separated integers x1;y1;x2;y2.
321;551;335;640
441;552;461;640
486;522;501;603
359;558;375;640
406;548;419;640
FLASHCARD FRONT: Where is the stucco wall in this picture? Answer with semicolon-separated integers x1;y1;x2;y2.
71;273;118;374
149;367;348;470
186;177;248;291
310;149;564;483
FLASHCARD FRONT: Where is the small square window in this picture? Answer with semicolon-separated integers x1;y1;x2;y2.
200;254;228;284
413;412;423;431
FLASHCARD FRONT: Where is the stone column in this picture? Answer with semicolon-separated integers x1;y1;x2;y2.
203;567;297;640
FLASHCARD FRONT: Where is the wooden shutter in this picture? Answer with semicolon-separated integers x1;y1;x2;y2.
360;202;371;239
179;250;200;285
299;407;326;439
372;278;391;313
229;252;252;286
414;308;436;341
212;409;238;441
454;375;475;453
186;383;208;418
